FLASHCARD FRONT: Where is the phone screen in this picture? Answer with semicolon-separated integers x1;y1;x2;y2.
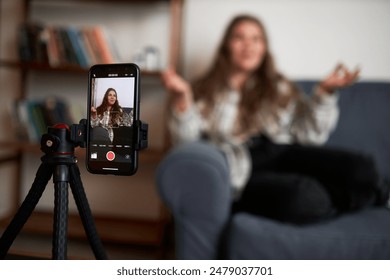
86;64;140;175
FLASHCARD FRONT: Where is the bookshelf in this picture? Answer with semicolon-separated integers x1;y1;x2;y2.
0;0;184;253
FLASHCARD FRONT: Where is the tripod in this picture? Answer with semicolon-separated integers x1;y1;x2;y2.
0;121;107;260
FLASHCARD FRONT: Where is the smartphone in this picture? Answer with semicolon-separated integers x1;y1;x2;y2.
86;63;140;175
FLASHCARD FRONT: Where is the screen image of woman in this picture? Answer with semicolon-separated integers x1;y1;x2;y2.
90;87;133;144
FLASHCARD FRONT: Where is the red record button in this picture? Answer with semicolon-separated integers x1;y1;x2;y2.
106;151;115;161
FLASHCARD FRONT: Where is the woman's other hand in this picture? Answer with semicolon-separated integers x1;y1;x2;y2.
319;63;360;94
161;69;193;112
91;106;97;119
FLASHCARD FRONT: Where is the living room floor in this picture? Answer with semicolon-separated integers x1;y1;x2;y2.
2;230;175;260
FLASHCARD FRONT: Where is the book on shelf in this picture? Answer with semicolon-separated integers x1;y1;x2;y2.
10;97;84;143
18;22;120;69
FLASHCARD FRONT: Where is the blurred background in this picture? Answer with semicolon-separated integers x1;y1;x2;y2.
0;0;389;259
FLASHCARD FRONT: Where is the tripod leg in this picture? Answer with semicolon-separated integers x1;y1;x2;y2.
69;164;107;260
52;165;69;260
0;162;54;259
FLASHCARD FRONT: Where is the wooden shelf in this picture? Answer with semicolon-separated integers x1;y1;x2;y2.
0;140;166;163
0;60;163;76
1;209;170;246
0;0;182;248
28;0;172;3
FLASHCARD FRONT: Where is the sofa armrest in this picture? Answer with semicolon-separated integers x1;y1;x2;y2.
156;141;231;259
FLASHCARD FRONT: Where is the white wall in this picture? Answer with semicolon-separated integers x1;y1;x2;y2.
182;0;390;81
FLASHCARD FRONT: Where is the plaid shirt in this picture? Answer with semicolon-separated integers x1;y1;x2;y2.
168;84;339;197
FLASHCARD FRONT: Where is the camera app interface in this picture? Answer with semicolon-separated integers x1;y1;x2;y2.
89;75;136;171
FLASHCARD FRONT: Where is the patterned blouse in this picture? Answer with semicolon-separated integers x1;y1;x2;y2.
168;81;339;197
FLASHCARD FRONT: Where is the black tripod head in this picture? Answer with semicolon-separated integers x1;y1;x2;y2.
40;119;148;156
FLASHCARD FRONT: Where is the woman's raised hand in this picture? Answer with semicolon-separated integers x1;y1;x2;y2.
319;63;360;94
161;69;193;112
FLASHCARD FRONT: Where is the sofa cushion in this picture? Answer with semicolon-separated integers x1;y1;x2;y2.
297;81;390;180
226;208;390;259
156;141;232;259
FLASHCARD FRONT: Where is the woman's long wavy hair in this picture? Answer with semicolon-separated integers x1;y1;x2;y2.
192;14;300;133
97;88;122;125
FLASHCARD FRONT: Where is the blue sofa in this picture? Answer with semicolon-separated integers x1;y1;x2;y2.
156;81;390;259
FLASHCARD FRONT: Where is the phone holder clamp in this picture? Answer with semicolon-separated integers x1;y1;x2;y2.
69;119;148;150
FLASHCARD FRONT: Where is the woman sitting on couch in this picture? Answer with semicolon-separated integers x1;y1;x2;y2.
161;14;388;224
